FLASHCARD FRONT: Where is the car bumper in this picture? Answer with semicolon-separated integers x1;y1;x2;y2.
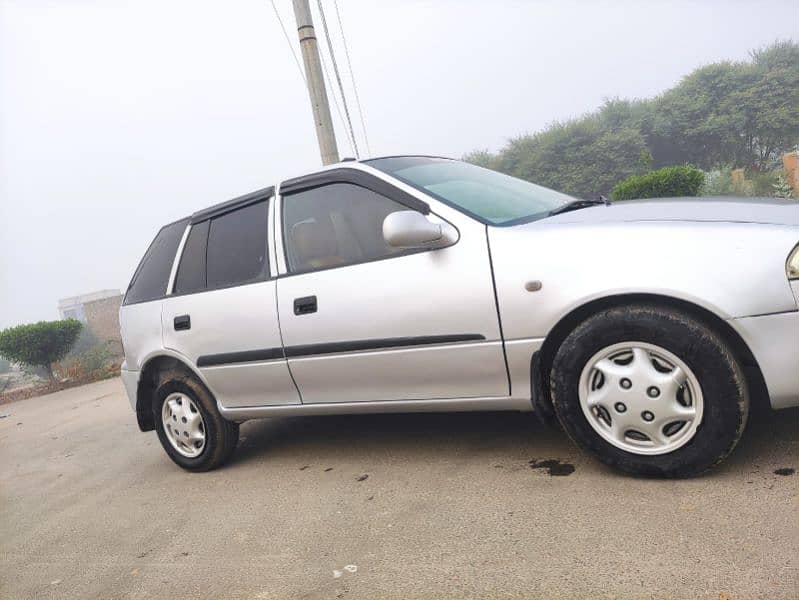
120;364;139;411
731;310;799;409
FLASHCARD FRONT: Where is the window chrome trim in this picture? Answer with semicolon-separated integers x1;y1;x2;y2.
267;190;278;278
274;183;289;275
166;223;190;295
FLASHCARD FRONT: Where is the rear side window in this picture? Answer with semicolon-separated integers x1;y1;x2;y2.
206;200;268;289
124;219;188;305
174;220;209;294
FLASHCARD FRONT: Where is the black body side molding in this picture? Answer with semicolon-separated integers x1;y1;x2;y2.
196;334;486;368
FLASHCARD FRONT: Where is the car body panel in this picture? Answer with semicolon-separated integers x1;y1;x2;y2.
274;182;509;403
161;280;300;408
729;311;799;409
488;221;799;343
120;299;165;371
540;197;799;227
120;365;140;411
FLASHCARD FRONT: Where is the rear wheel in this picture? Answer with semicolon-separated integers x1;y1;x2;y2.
550;305;748;477
153;370;239;471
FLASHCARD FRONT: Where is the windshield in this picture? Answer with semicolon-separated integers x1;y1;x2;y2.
365;156;576;225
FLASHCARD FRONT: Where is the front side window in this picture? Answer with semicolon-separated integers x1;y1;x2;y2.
366;156;575;226
124;218;188;305
205;200;269;289
282;183;408;273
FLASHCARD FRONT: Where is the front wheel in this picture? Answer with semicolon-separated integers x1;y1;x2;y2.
550;305;749;477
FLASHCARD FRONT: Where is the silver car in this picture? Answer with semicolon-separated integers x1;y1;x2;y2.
119;156;799;476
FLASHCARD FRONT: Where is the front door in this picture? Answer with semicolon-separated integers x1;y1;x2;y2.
275;172;508;403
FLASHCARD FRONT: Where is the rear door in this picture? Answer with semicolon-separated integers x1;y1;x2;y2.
161;191;300;409
274;169;508;403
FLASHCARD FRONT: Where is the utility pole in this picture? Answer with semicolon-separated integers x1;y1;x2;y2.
292;0;339;165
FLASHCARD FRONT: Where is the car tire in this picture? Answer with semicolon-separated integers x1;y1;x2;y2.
550;304;749;477
153;369;239;471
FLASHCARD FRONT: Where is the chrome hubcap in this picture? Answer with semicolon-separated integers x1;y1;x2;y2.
578;342;703;455
162;393;206;458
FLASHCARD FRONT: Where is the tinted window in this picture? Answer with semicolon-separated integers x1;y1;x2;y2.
206;200;268;288
174;220;209;294
366;156;575;225
124;219;188;305
282;183;408;273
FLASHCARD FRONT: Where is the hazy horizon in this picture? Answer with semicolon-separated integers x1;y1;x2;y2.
2;0;798;328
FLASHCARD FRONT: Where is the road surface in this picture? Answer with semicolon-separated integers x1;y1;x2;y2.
1;378;797;599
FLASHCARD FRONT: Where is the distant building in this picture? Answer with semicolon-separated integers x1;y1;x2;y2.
58;290;123;344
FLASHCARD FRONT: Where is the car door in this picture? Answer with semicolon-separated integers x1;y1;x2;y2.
275;169;508;403
161;190;300;409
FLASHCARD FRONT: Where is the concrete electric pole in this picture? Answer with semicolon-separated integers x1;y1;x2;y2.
292;0;339;165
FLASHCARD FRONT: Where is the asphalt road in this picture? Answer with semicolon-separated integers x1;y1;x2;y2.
1;378;797;599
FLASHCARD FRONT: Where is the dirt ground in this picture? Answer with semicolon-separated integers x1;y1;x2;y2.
1;378;797;599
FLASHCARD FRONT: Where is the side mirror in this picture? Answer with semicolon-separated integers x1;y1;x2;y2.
383;211;458;249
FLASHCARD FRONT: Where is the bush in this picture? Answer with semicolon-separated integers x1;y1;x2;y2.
0;355;11;374
54;342;116;381
701;167;736;196
611;165;705;201
67;327;100;357
0;319;83;382
772;174;796;199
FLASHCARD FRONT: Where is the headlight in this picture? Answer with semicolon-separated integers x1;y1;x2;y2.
788;245;799;280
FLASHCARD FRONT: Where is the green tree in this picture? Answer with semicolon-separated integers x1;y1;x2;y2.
648;40;799;170
490;116;650;198
462;149;498;170
464;39;799;191
0;319;83;382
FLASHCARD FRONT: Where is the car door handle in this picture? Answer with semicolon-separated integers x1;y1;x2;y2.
174;315;191;331
294;295;317;315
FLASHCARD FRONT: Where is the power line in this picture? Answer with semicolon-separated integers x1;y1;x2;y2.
331;0;371;156
270;0;306;85
318;37;356;155
315;0;359;158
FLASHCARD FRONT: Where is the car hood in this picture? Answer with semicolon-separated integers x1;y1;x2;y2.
535;197;799;227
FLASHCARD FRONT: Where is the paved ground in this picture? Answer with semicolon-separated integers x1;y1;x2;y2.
1;378;797;599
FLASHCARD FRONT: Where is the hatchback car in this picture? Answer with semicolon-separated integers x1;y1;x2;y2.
120;156;799;476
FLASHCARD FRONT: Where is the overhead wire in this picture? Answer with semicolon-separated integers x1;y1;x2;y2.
269;0;306;85
331;0;371;156
315;0;359;158
318;38;357;155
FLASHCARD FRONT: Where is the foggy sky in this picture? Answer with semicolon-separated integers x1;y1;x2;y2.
1;0;797;329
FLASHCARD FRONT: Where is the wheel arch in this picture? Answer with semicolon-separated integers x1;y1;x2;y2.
533;293;770;420
135;353;203;432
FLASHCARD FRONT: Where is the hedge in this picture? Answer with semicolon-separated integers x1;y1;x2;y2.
610;165;705;201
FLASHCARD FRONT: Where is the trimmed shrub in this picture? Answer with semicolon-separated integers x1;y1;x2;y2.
611;165;705;201
0;319;83;382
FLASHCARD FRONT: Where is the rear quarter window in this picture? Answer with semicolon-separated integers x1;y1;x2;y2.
124;219;188;305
